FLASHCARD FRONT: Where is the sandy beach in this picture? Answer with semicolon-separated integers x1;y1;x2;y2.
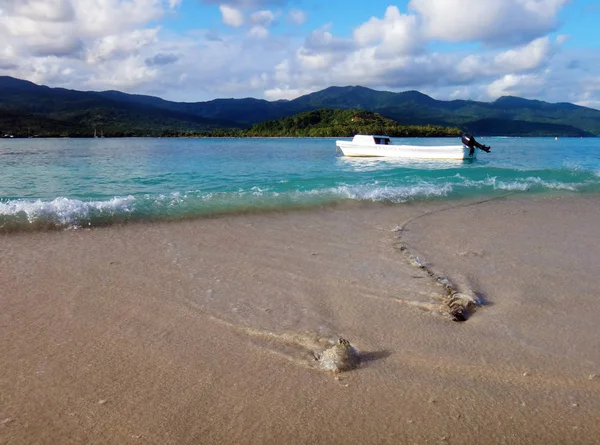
1;194;599;444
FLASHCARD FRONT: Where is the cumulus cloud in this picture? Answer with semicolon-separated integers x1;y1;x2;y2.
0;0;180;90
151;0;586;106
201;0;287;9
293;25;354;72
250;9;275;27
353;6;422;57
409;0;568;45
75;1;168;37
538;50;600;108
415;47;600;107
262;2;577;102
303;25;354;54
453;37;556;82
220;4;244;27
0;0;75;22
487;73;546;98
576;87;600;110
0;0;294;98
0;0;597;109
163;34;290;100
493;37;554;72
86;28;159;65
264;85;313;101
87;56;159;89
0;9;82;57
0;0;177;58
248;25;269;39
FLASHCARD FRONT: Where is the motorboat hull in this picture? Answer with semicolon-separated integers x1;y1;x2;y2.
335;141;476;160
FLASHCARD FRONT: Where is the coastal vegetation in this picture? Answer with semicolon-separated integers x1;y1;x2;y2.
193;109;462;137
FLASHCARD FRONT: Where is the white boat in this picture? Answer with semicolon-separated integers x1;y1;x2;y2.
335;134;490;160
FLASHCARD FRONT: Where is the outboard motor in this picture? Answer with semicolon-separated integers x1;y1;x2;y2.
461;134;491;155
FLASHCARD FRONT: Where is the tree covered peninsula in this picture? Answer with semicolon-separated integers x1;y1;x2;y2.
196;109;462;138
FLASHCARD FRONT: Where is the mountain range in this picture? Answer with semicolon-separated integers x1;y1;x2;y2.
1;76;599;137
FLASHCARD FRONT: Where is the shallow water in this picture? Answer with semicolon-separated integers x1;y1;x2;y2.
1;136;599;230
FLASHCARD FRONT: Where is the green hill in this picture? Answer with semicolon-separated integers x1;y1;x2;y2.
0;76;599;137
289;87;597;136
0;77;241;137
227;109;462;137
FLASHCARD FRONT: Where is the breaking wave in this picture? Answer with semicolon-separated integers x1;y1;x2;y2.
2;170;598;232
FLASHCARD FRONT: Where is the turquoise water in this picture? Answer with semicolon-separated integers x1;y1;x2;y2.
1;137;599;230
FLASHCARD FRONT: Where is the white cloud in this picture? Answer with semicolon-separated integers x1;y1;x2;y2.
0;0;180;90
74;0;168;37
2;0;75;22
493;37;553;72
264;86;313;100
86;28;159;65
575;93;600;111
0;0;598;110
250;9;275;27
202;0;288;9
263;4;570;101
487;73;546;98
409;0;568;44
0;0;177;57
87;55;159;88
143;31;292;101
248;25;269;39
473;49;600;106
454;37;555;81
353;6;422;56
219;4;245;27
1;16;83;57
291;25;354;74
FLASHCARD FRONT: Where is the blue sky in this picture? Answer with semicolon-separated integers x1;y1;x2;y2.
0;0;599;108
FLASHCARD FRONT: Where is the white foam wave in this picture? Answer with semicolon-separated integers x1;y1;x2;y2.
321;175;580;203
0;196;136;226
0;173;587;230
497;177;578;191
328;183;452;202
454;174;579;192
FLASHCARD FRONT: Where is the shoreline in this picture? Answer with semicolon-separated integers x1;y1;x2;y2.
1;189;590;235
1;194;599;444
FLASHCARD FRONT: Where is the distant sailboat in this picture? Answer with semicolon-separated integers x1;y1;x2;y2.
94;127;98;138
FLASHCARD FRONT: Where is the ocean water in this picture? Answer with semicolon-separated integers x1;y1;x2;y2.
1;136;599;231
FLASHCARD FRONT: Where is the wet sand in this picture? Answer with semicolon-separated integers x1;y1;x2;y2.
1;195;599;444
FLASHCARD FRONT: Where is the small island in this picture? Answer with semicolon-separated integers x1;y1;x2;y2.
191;109;462;138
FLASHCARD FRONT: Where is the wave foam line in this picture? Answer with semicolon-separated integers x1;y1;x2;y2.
0;174;594;231
0;196;136;230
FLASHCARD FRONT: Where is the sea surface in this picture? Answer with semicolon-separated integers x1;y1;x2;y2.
1;136;600;231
